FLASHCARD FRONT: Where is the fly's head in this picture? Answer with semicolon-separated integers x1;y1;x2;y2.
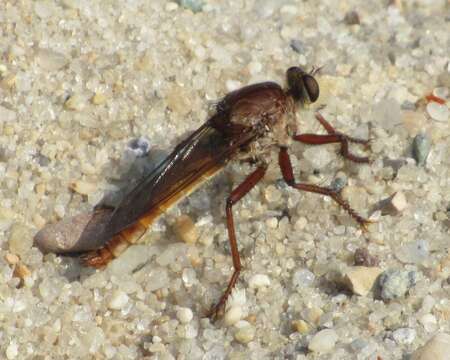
286;66;320;105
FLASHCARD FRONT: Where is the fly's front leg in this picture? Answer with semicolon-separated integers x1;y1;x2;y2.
293;112;370;163
278;147;372;229
208;166;267;320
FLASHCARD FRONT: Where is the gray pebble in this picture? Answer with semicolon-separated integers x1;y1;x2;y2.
127;137;151;158
34;208;113;254
177;0;203;12
378;269;417;301
412;133;431;166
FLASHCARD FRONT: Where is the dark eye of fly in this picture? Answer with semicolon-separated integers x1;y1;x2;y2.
286;66;320;104
303;74;319;103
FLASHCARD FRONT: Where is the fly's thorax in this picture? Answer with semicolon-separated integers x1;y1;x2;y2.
223;82;289;128
261;95;296;148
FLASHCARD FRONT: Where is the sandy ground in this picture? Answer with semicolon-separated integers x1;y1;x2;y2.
0;0;449;359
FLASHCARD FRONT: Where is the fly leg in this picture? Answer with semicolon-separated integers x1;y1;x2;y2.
293;112;370;163
278;147;372;229
208;166;267;320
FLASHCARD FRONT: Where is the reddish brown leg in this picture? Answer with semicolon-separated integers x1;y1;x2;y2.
278;147;371;229
294;113;370;163
208;166;267;320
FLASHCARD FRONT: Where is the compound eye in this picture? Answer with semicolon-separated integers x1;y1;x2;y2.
303;74;319;103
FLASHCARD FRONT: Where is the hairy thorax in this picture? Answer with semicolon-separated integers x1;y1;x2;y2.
217;81;297;163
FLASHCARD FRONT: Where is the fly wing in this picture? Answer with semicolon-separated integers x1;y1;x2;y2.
98;115;256;240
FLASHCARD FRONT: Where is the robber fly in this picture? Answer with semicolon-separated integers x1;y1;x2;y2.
81;66;371;318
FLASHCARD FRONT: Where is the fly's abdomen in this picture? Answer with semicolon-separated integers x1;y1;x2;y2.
82;221;147;268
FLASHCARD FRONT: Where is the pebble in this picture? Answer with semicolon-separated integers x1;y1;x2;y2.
330;176;347;193
343;266;383;296
290;39;305;53
301;306;323;325
234;324;255;344
224;306;243;326
433;87;448;100
5;253;19;265
91;92;107;105
419;314;438;333
303;147;332;169
378;269;417;301
69;180;97;195
292;319;310;334
225;79;241;92
6;341;18;359
248;61;262;76
412;333;450;360
412;133;431;166
177;0;204;12
391;191;408;212
13;263;32;283
426;102;449;122
371;98;402;130
292;268;315;288
0;74;16;89
344;10;360;25
166;85;191;116
176;307;193;324
127;137;151;158
354;248;379;267
226;289;247;308
64;94;85;111
35;48;67;71
248;274;270;289
172;215;199;244
108;289;129;310
377;191;408;215
34;208;112;254
392;327;416;345
395;239;429;265
308;329;338;354
0;105;17;122
8;223;33;257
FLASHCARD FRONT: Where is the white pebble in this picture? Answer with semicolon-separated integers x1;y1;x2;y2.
427;102;449;122
390;191;408;212
226;289;246;308
392;328;416;345
224;306;243;326
265;217;278;229
412;333;450;360
0;105;17;122
173;215;199;244
165;2;178;11
420;314;438;333
36;48;67;71
294;217;308;230
69;180;96;195
6;342;18;359
108;290;129;310
234;325;255;344
292;268;315;288
248;61;262;75
176;307;193;324
226;79;241;92
248;274;270;289
308;329;338;354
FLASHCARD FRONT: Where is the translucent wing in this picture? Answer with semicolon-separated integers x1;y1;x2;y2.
95;115;257;242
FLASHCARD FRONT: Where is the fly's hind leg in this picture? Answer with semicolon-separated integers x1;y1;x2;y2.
207;166;267;320
293;112;371;163
278;147;372;230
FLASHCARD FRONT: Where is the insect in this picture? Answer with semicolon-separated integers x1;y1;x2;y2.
80;66;371;318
